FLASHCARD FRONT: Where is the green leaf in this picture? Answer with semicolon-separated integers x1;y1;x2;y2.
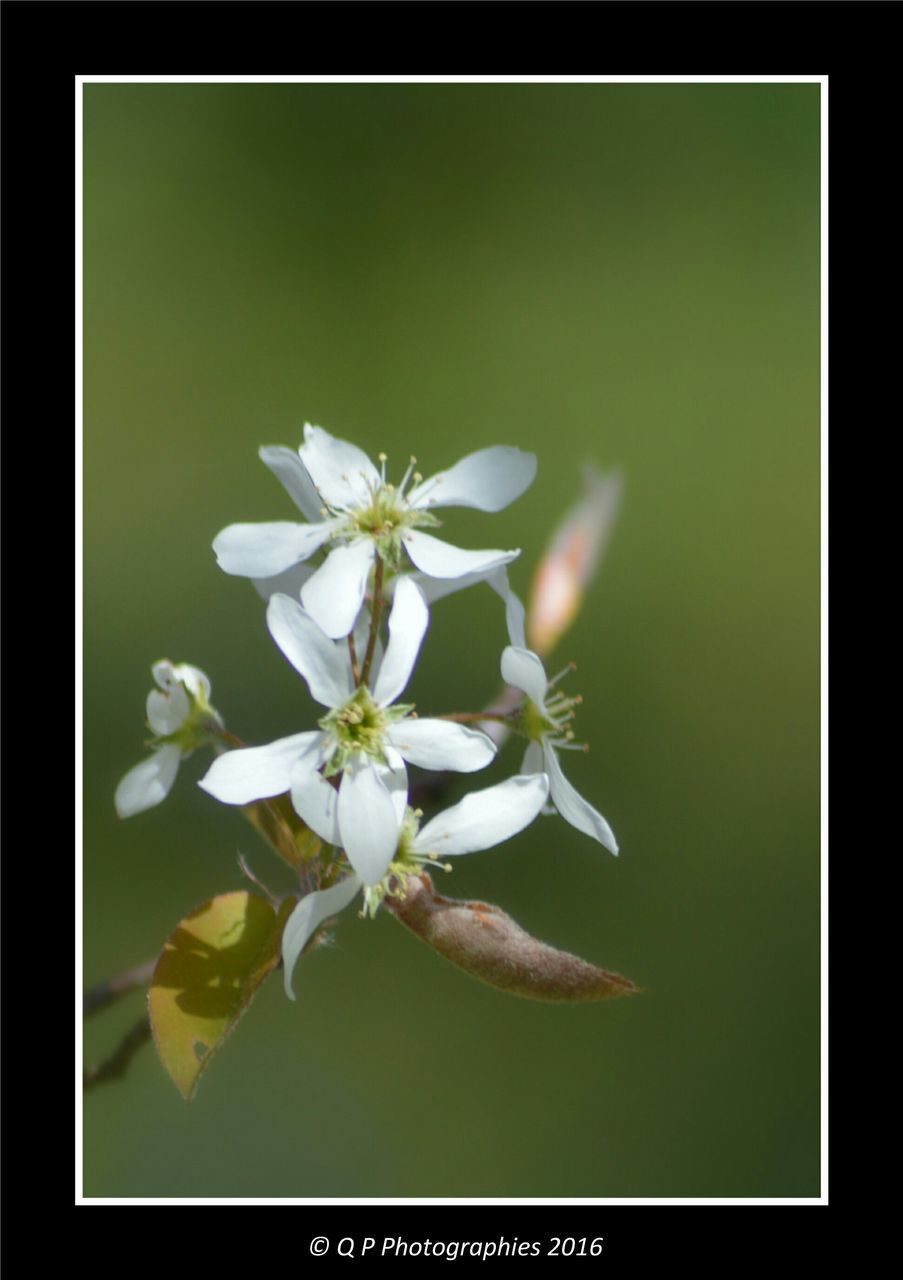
149;890;296;1100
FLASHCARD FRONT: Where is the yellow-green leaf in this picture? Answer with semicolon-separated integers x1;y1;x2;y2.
242;793;321;872
149;891;296;1100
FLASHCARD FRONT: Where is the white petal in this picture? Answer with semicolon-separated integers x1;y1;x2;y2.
543;744;619;854
258;445;323;521
300;539;375;639
266;593;353;706
488;569;527;649
167;663;211;704
147;661;211;732
500;645;549;705
383;746;409;827
213;521;336;578
290;765;341;846
521;740;545;774
252;562;315;603
300;424;380;509
151;660;180;693
407;446;537;512
338;758;406;885
115;745;181;818
387;718;496;772
373;577;428;706
146;686;190;736
413;773;550;857
402;530;520;580
198;732;322;805
282;876;362;1000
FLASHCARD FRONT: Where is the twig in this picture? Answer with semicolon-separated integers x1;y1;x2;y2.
83;958;157;1017
359;555;385;687
84;1015;152;1090
347;631;361;685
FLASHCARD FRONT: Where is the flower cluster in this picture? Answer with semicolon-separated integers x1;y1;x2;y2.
116;425;620;1000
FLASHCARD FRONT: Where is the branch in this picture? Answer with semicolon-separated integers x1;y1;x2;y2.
84;1015;153;1090
83;958;156;1017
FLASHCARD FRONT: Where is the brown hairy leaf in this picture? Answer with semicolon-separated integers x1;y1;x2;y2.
386;872;641;1003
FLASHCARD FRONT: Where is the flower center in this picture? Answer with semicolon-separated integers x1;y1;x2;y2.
351;485;411;540
360;807;452;918
513;662;585;749
325;453;441;568
319;686;389;775
319;686;414;776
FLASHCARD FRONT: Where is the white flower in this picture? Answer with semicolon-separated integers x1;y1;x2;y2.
500;644;619;854
279;773;550;998
115;661;220;819
213;424;537;638
199;577;497;885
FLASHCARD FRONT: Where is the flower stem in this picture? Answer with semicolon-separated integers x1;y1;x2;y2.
359;554;385;687
347;631;361;684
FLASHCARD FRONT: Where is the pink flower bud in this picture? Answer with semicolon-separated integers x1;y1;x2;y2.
527;466;623;657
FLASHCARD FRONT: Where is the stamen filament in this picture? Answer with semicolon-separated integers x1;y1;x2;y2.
409;474;441;506
398;455;417;496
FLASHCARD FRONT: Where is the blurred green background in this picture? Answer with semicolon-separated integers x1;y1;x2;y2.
83;83;820;1198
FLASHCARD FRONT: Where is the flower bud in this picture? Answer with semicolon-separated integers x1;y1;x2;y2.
527;465;623;657
386;872;640;1002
